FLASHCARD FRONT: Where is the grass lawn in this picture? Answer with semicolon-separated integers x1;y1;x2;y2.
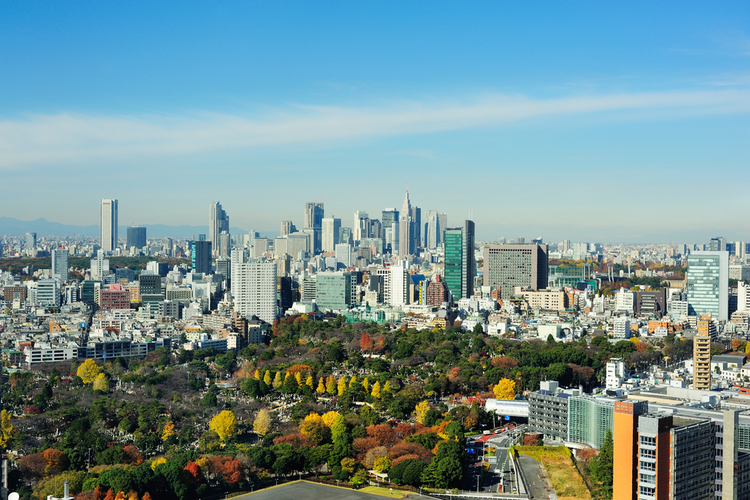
514;446;591;500
359;485;411;497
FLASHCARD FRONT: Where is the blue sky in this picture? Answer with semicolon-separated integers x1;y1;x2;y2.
1;1;749;243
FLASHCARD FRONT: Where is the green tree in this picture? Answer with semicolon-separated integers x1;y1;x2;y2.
589;429;614;499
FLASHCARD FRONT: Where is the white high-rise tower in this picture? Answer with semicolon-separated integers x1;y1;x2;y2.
399;188;412;257
100;199;118;252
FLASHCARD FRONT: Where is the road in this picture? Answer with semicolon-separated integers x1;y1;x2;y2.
468;425;526;494
516;455;548;500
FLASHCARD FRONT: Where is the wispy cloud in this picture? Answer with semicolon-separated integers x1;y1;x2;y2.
1;89;750;171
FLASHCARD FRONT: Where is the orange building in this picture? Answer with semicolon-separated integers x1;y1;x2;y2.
613;400;647;500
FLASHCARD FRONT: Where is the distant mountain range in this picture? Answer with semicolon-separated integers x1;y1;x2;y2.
0;217;268;239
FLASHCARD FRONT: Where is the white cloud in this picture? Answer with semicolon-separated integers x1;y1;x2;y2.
1;89;749;170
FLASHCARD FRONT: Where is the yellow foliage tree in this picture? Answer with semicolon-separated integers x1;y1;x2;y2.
348;375;357;388
151;457;167;471
162;421;175;441
383;380;392;394
254;369;261;380
746;342;750;354
306;375;314;390
316;378;326;395
295;372;303;386
93;373;109;392
0;410;14;449
126;492;138;500
493;378;516;400
299;413;322;434
337;376;347;396
326;376;337;394
273;372;283;390
76;359;101;384
210;410;238;444
115;492;126;500
321;411;341;428
373;456;391;473
371;381;381;399
253;409;273;436
263;370;272;386
362;377;369;392
415;400;430;424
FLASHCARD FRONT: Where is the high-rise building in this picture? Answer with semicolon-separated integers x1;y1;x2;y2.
686;251;729;321
126;226;147;250
353;211;369;242
424;275;449;307
437;213;447;246
304;202;324;253
280;220;295;237
100;199;118;252
232;256;277;324
399;189;412;257
209;201;229;258
443;220;475;301
90;249;110;281
25;232;37;251
483;244;549;299
425;210;440;249
51;249;69;282
693;315;714;390
335;243;352;268
218;231;231;258
315;271;357;311
709;236;727;252
322;217;341;253
411;206;421;251
36;278;61;307
139;274;163;307
190;240;212;274
390;261;409;306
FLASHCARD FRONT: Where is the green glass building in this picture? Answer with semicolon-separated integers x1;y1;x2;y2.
443;220;475;302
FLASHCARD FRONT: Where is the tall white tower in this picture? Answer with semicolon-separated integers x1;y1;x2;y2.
100;199;118;252
399;188;412;257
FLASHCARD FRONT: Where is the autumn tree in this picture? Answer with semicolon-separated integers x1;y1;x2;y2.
371;381;382;399
254;409;273;436
373;456;392;473
326;375;337;394
210;410;238;444
306;375;314;390
93;373;109;392
43;448;68;475
273;371;283;390
493;378;516;400
732;338;741;351
0;410;14;449
360;333;374;352
77;359;102;384
162;421;175;442
316;377;326;394
185;461;202;482
415;400;430;424
337;376;348;396
263;370;272;386
321;411;341;428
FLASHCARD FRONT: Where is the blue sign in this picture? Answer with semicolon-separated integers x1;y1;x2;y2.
504;416;510;421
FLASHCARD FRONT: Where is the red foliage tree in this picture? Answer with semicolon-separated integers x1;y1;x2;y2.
19;452;46;479
272;433;312;448
122;444;143;465
103;489;115;500
388;441;430;460
207;456;243;485
360;333;374;352
375;336;386;352
391;454;421;467
185;461;202;482
352;437;379;460
366;424;398;446
491;356;519;369
393;422;417;440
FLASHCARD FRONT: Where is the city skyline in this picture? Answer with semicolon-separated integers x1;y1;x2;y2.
1;2;749;242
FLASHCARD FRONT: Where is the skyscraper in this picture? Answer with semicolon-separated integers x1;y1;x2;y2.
25;232;37;250
209;201;229;258
100;199;118;252
686;251;729;321
483;243;549;299
443;220;475;300
411;206;421;251
232;255;277;324
322;217;341;253
381;209;398;253
126;226;147;250
353;211;369;242
425;210;440;249
190;240;212;274
304;202;324;253
280;220;295;237
51;249;69;282
399;189;412;257
693;316;714;390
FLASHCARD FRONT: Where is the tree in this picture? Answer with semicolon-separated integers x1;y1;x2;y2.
263;370;272;386
273;371;283;390
43;448;68;475
306;375;314;390
373;456;391;473
142;494;153;500
360;333;374;352
371;381;381;399
746;342;750;354
493;378;516;400
93;373;109;392
588;429;614;499
254;409;273;436
362;377;370;392
326;375;337;394
185;461;202;482
337;376;347;396
415;400;430;424
210;410;238;444
321;411;341;428
0;410;13;449
77;359;101;384
316;377;326;395
161;421;175;442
